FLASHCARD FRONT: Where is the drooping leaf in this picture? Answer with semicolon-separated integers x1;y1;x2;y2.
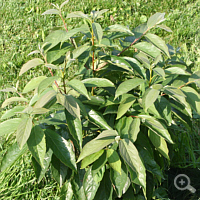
65;109;82;151
147;13;165;28
57;93;80;119
16;117;32;149
115;78;145;100
82;78;114;87
67;79;90;100
145;33;170;58
142;88;160;112
148;129;169;159
77;130;118;162
42;9;59;15
1;106;25;120
129;117;140;143
116;95;136;119
107;149;121;174
27;125;46;168
92;22;103;43
19;58;44;76
1;97;28;108
22;76;46;93
0;118;22;137
0;142;27;172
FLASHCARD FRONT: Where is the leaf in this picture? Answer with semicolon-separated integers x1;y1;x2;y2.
148;130;169;159
81;150;104;169
16;117;32;149
60;0;69;9
42;9;59;15
157;24;172;32
1;106;25;120
119;139;146;190
22;76;46;93
115;78;145;99
27;126;46;168
181;86;200;115
132;23;148;38
0;87;17;92
110;162;128;198
145;33;170;58
45;129;77;171
0;142;27;172
60;181;73;200
73;45;91;59
34;89;57;108
77;130;118;162
189;71;200;87
65;109;82;151
37;76;58;94
92;22;103;43
142;88;160;112
105;24;134;36
116;95;136;119
82;78;114;87
1;97;28;108
107;149;121;174
147;13;165;28
67;79;90;100
165;67;191;75
19;58;44;76
67;11;90;19
57;93;80;119
32;148;53;183
31;108;50;114
153;67;165;79
129;117;140;143
139;115;173;143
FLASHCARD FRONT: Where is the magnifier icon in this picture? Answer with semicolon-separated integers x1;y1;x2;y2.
174;174;196;193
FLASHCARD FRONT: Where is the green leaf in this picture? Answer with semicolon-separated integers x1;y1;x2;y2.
133;42;161;58
16;117;32;149
31;107;50;115
135;52;150;69
147;13;165;28
60;181;73;200
116;95;136;119
81;150;104;169
22;76;46;93
115;78;145;99
83;166;100;200
1;97;28;108
42;9;59;15
129;117;140;143
145;33;170;58
19;58;44;76
105;24;134;36
107;149;121;174
148;130;169;159
86;106;112;130
65;109;82;151
181;86;200;115
0;118;22;137
165;67;191;75
189;71;200;87
139;115;173;144
60;0;69;9
0;87;17;92
34;89;57;108
1;106;25;120
77;130;118;162
110;162;128;198
119;139;146;190
92;22;103;43
45;129;77;171
153;67;165;79
132;23;148;38
73;45;91;59
142;88;160;112
82;78;114;87
67;11;90;19
0;142;27;172
156;24;172;32
67;79;90;100
57;93;80;120
37;76;58;95
27;126;46;168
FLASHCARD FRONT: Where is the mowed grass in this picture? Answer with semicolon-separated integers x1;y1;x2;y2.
0;0;200;199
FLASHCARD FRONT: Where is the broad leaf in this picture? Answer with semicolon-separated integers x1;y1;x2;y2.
107;149;121;174
165;67;191;75
132;23;148;38
0;142;27;172
77;130;118;162
1;106;25;120
0;118;22;137
115;78;145;99
67;11;90;19
1;97;28;108
42;9;59;15
73;45;91;59
92;22;103;43
16;117;32;149
147;13;165;28
82;78;114;87
19;58;44;76
129;117;140;143
45;129;77;171
105;24;134;36
27;125;46;168
153;67;165;79
60;181;73;200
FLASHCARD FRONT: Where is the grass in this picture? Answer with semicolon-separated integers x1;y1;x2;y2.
0;0;200;199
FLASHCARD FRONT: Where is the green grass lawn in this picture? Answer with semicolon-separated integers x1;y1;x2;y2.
0;0;200;199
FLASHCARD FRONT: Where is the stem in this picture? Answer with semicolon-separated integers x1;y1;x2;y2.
149;67;153;87
178;80;196;89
